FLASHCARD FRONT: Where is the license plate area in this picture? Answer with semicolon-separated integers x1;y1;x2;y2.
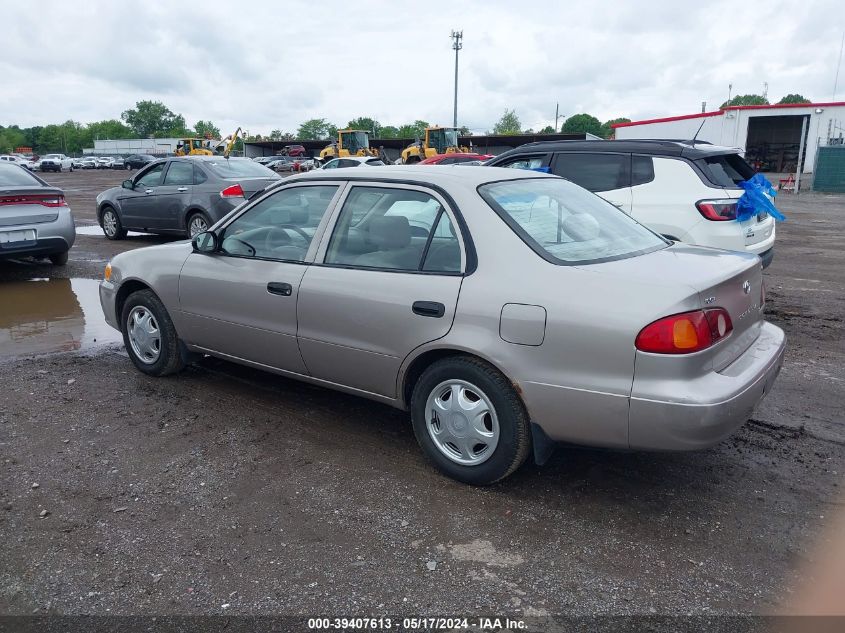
0;229;37;247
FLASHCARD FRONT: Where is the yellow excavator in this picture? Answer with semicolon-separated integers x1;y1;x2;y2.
218;127;244;158
174;138;214;156
319;129;378;161
401;126;468;163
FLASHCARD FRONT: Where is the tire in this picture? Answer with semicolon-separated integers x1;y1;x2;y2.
48;251;69;266
410;355;531;485
69;164;74;172
121;289;185;377
187;211;211;238
101;206;127;240
126;164;131;170
404;156;421;164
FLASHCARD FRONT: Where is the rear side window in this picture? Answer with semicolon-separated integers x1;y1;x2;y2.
696;153;755;188
497;156;547;171
163;162;194;185
551;153;629;192
0;163;42;186
631;155;655;186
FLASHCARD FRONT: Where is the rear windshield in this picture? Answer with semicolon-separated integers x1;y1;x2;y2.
0;163;42;186
696;153;755;188
204;159;280;179
479;178;667;265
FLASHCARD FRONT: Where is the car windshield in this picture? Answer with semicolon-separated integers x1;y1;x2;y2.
204;159;279;179
45;154;60;159
479;178;667;265
0;163;42;186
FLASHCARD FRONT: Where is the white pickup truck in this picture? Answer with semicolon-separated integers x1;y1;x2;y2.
40;154;74;172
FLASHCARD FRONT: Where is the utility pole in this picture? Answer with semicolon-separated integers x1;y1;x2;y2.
451;30;463;128
555;103;560;131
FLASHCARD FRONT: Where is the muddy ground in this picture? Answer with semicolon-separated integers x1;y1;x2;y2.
0;169;843;618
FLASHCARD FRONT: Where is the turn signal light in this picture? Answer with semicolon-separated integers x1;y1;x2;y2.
696;199;737;221
104;263;112;281
220;183;245;198
635;308;733;354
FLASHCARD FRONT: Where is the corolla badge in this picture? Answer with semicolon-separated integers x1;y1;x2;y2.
742;280;751;295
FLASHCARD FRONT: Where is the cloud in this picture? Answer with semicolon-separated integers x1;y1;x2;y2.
1;0;843;136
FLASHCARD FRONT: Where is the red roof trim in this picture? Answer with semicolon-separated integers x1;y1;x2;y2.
612;111;721;128
613;101;845;129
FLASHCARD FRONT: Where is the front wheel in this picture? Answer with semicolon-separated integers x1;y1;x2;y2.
101;207;127;240
121;289;185;377
69;164;74;172
411;356;531;485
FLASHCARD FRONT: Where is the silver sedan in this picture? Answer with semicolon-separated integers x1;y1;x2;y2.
99;166;785;484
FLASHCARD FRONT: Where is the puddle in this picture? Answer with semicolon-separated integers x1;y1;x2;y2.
75;224;152;237
0;278;123;359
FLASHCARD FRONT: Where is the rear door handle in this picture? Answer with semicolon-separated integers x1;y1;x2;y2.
144;189;153;194
177;187;188;192
412;301;445;318
267;282;292;296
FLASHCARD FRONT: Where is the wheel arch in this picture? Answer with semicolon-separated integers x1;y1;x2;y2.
182;206;211;231
115;279;158;326
97;202;117;226
399;345;516;410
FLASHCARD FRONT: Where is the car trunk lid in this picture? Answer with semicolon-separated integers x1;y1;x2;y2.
0;187;65;226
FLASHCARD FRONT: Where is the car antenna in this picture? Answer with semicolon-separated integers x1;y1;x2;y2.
690;119;707;146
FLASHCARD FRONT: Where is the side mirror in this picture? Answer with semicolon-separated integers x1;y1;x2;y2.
121;179;134;189
192;231;219;253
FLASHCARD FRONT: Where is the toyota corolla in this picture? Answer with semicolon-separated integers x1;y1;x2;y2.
99;166;785;485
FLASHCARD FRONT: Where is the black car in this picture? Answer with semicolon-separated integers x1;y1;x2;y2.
123;154;156;170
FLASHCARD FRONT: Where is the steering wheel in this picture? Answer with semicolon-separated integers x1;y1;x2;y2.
224;236;256;257
278;224;311;242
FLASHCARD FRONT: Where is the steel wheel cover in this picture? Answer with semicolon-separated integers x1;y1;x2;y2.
127;306;161;364
425;379;500;466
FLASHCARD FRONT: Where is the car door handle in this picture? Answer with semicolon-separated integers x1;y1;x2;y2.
412;301;445;318
177;187;188;192
267;282;292;296
144;189;153;194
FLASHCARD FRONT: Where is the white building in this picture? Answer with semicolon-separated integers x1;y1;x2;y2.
612;101;845;177
85;137;218;156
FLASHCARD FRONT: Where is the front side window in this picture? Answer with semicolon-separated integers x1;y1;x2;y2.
551;153;629;192
479;178;666;265
325;186;461;272
135;163;165;188
220;185;339;262
163;161;194;185
498;155;547;171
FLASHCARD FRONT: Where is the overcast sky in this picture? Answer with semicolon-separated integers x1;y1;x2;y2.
2;0;843;135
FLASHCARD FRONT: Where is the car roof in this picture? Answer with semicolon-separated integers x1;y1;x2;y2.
291;164;555;187
497;139;741;160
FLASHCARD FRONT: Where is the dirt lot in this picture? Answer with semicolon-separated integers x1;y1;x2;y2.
1;169;843;619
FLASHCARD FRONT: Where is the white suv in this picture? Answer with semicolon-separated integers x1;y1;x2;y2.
487;140;776;267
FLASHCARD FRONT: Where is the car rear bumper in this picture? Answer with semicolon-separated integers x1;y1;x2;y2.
759;247;774;269
628;321;786;450
0;209;76;258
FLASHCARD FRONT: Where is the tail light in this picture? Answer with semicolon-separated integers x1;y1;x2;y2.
696;199;737;221
635;308;733;354
0;194;67;207
220;183;244;199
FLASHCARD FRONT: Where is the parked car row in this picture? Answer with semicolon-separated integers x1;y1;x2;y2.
97;163;786;485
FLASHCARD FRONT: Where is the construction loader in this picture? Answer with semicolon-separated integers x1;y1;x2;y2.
319;129;378;161
400;126;468;164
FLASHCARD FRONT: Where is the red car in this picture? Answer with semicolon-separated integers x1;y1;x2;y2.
418;153;494;165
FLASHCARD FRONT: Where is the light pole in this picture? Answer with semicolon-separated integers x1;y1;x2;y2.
451;30;463;128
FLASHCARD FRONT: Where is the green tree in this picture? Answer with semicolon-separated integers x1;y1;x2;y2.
458;126;471;136
601;117;631;138
778;94;811;105
194;120;221;139
561;113;604;136
379;125;399;138
538;125;556;134
37;125;66;153
0;126;27;153
296;118;337;140
396;120;430;139
121;100;187;137
720;94;769;108
492;110;522;135
346;117;381;136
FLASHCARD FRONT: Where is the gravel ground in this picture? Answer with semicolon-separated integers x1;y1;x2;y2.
0;170;843;619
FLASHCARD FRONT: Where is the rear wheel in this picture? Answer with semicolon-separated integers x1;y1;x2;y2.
121;289;185;377
69;163;74;172
187;211;211;237
101;207;127;240
48;251;68;266
410;356;531;485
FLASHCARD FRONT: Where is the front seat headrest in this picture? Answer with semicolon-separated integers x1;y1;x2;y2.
369;216;411;249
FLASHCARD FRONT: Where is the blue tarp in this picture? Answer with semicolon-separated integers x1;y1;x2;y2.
736;174;786;222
